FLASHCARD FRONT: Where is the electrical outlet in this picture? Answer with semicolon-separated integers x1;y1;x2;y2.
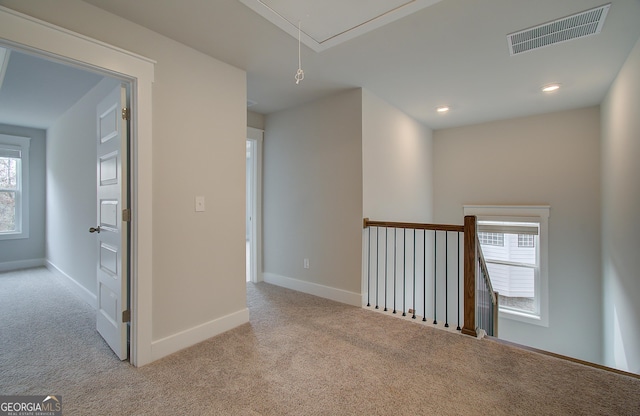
303;258;309;269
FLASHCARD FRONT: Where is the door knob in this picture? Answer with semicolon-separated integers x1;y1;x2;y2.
89;226;101;233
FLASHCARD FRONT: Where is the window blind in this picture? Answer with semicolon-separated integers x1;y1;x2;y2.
478;222;539;236
0;145;21;159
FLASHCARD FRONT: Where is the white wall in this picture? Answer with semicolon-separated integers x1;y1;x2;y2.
2;0;248;361
263;89;433;306
247;111;265;130
433;107;603;364
362;89;433;222
601;36;640;374
263;89;363;302
150;42;246;346
46;77;118;301
0;124;45;269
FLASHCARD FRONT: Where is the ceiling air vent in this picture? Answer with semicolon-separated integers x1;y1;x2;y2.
507;3;610;56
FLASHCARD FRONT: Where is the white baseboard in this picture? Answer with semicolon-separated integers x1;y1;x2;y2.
0;258;45;273
151;308;250;361
45;261;97;308
263;272;362;306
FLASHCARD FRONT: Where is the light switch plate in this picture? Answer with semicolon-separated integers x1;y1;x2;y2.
195;196;205;212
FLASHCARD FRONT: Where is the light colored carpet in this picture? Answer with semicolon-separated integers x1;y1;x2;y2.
1;267;639;415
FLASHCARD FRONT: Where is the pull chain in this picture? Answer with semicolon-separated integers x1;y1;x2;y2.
295;21;304;84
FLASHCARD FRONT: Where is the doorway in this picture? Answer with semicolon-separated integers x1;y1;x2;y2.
246;139;253;282
246;127;263;283
0;44;131;359
0;7;155;366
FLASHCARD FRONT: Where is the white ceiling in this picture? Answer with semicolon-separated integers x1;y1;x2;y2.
4;0;640;131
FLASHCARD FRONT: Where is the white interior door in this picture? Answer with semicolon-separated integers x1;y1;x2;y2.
93;84;129;360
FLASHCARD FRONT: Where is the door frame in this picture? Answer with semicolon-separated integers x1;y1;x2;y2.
0;6;155;366
247;127;263;283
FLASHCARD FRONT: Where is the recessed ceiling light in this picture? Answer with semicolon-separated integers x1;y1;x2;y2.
436;106;450;113
541;83;561;93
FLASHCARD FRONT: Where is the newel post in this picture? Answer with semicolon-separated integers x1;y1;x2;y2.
461;215;478;337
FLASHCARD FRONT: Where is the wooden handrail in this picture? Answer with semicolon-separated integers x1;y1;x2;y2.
363;218;464;233
461;216;477;337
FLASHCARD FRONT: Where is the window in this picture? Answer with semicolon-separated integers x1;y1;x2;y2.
0;134;30;240
518;234;535;248
464;205;549;327
479;232;504;246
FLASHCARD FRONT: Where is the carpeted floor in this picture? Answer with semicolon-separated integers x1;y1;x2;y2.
1;267;639;415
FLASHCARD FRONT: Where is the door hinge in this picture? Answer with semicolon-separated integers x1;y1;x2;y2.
122;310;131;323
122;107;130;120
122;208;131;222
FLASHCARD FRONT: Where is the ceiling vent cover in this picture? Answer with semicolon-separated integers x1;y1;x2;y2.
507;3;610;56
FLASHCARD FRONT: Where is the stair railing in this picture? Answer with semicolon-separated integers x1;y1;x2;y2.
462;215;498;337
363;216;498;338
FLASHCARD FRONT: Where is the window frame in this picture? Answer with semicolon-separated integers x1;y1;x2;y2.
0;134;30;241
464;205;550;327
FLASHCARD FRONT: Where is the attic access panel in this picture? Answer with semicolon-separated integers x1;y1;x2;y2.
239;0;442;52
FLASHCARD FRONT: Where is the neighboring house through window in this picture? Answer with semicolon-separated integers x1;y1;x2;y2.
479;232;504;246
465;205;550;327
518;234;535;248
0;134;30;240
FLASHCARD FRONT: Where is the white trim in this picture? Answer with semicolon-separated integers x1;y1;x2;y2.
0;47;10;89
238;0;441;52
0;7;155;64
263;272;362;306
464;205;550;327
463;205;550;218
45;260;97;308
247;127;263;283
0;134;30;240
151;308;250;361
0;258;44;272
0;6;155;366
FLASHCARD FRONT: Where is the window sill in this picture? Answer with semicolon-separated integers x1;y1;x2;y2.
0;231;29;241
499;307;548;327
